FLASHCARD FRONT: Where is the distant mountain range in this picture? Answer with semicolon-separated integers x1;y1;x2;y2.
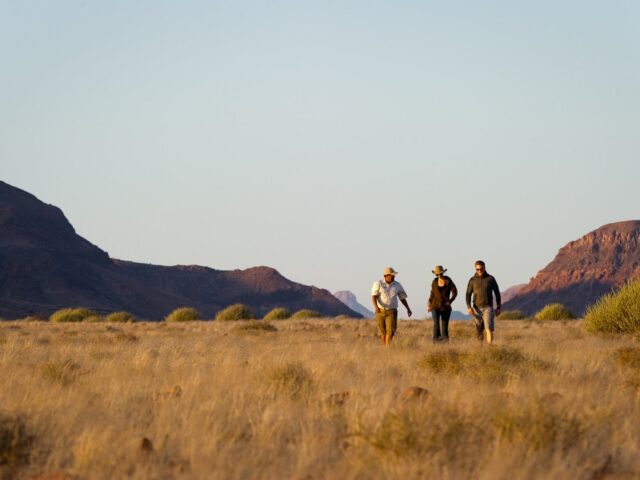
333;290;373;317
0;181;361;320
503;221;640;316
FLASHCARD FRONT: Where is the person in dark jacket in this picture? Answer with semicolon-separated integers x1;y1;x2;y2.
427;265;458;343
465;260;501;344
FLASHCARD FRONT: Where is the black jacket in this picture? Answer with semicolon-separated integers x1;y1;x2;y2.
428;276;458;311
465;272;501;309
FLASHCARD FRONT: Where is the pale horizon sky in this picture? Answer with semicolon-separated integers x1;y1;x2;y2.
2;1;639;317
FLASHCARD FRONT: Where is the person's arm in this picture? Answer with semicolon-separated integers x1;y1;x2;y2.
400;298;412;317
371;281;381;313
371;295;380;314
466;279;474;314
448;279;458;306
492;277;501;315
427;283;435;311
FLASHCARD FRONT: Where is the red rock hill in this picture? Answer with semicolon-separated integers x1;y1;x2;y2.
0;181;360;320
503;221;640;316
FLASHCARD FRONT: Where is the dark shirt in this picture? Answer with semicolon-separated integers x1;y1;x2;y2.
465;272;501;309
428;276;458;311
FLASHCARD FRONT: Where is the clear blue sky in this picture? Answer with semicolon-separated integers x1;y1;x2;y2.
2;1;638;316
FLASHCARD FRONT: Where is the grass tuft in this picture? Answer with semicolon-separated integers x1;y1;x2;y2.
535;303;575;321
215;304;255;321
105;311;136;323
165;307;201;322
49;308;96;323
0;414;34;474
41;359;81;386
584;279;640;334
232;321;278;335
263;307;291;321
291;309;321;319
264;362;316;399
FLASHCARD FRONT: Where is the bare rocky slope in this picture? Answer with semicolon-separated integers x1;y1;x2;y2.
333;290;373;318
0;181;360;320
503;221;640;316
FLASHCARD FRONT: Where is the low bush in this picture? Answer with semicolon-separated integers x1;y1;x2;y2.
263;307;291;321
498;310;527;320
83;315;104;323
292;309;321;319
535;303;575;321
105;311;136;323
584;279;640;334
49;308;96;323
215;304;255;321
165;307;201;322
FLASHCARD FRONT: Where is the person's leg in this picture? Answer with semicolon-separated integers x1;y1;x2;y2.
441;310;451;342
375;311;386;344
482;307;495;344
472;307;484;341
431;309;441;342
385;309;398;346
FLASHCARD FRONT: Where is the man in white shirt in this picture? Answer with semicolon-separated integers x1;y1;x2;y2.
371;267;413;346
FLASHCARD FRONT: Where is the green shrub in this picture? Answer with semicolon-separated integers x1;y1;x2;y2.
83;315;104;323
292;309;321;319
215;303;254;321
535;303;575;321
49;308;96;323
584;280;640;334
105;311;136;323
263;307;291;321
498;310;527;320
165;307;201;322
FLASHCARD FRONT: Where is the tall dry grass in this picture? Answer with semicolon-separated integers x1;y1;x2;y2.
1;318;639;479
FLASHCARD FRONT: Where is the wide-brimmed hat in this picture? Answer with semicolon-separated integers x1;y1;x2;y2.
432;265;447;275
383;267;398;276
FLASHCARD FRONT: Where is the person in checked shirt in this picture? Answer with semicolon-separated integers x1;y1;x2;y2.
371;267;413;346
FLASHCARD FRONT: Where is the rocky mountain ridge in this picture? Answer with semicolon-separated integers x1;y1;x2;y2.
0;181;360;320
503;221;640;315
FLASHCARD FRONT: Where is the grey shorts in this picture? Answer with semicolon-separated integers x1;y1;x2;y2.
472;306;495;332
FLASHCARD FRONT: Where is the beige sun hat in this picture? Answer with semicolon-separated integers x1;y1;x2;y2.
383;267;398;276
432;265;447;275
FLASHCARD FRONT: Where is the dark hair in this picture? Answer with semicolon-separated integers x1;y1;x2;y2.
475;260;485;267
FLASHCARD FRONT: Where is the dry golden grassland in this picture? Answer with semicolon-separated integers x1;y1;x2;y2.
1;318;640;479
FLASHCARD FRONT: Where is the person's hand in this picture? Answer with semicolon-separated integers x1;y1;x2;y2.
467;308;474;315
407;308;412;317
427;307;431;312
496;307;501;316
374;307;381;314
444;301;451;308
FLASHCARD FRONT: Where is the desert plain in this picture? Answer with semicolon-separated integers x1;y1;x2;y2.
1;317;639;479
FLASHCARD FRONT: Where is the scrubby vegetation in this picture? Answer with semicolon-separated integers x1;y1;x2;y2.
215;303;255;321
232;321;278;335
165;307;201;322
105;311;136;323
584;279;640;334
263;307;291;321
498;310;527;320
291;309;321;319
535;303;575;321
49;308;96;323
1;318;639;478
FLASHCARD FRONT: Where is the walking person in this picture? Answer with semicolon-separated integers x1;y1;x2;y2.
372;267;412;346
465;260;501;344
427;265;458;343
